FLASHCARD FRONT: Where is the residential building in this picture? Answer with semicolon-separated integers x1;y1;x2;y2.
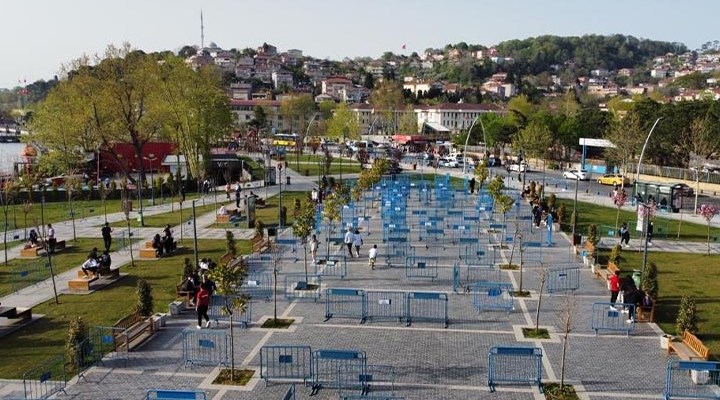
322;76;354;101
229;99;293;132
272;71;294;90
416;103;505;135
229;83;252;100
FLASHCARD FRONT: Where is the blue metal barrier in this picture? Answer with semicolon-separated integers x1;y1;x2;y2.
453;264;502;293
325;288;366;323
545;265;581;293
21;355;67;400
591;302;636;335
284;274;322;302
209;295;252;328
385;243;412;268
315;256;348;278
472;282;514;314
146;389;207;399
406;292;449;328
487;346;543;393
365;291;407;323
520;241;543;265
404;256;438;280
275;238;299;262
73;337;105;382
240;272;272;301
338;364;396;398
311;349;367;394
260;345;313;385
182;328;229;367
89;325;129;363
246;254;273;271
664;360;720;400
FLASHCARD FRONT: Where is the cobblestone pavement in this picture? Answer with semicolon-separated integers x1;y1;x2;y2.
0;168;698;399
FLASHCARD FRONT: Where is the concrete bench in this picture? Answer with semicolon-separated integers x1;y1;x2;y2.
668;330;709;361
68;266;121;291
20;245;44;258
0;305;32;321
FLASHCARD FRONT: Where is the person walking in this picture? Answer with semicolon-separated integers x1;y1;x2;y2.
344;227;354;258
235;185;242;209
225;182;231;200
619;223;630;246
608;270;621;310
195;282;211;329
180;186;186;203
101;222;113;251
47;224;56;254
647;221;654;245
368;244;377;270
469;177;476;194
352;228;363;257
309;234;319;264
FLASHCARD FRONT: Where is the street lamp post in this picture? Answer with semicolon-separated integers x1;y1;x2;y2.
462;115;482;177
635;118;662;184
278;164;284;228
300;113;320;171
144;153;156;206
571;174;580;245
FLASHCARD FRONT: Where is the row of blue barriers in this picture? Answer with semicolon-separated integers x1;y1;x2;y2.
324;288;449;328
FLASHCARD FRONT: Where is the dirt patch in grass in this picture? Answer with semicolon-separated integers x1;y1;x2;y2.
542;382;579;400
212;368;254;385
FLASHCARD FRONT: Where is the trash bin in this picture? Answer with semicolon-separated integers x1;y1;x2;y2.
267;226;277;237
286;176;291;185
572;234;582;245
632;269;642;288
412;163;417;170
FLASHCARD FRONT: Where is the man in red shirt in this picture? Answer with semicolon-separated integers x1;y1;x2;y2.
195;283;211;329
609;270;621;310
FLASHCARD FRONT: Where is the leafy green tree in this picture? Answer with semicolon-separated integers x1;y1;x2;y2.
397;105;418;134
369;80;405;133
641;262;658;300
675;295;698;336
65;316;88;374
326;102;360;141
507;94;535;128
603;112;645;181
207;232;248;383
135;278;154;316
474;163;489;193
322;193;342;257
280;94;316;134
292;198;317;281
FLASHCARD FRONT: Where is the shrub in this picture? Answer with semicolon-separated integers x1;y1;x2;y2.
587;224;599;247
557;204;566;224
675;295;698;336
136;278;154;316
641;262;658;300
182;258;194;281
547;194;556;210
609;244;622;266
65;316;88;372
255;220;265;238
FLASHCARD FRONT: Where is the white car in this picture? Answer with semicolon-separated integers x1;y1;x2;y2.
562;169;590;181
441;158;459;168
508;162;528;172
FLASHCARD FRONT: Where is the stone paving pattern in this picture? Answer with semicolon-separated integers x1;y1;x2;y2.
0;161;708;399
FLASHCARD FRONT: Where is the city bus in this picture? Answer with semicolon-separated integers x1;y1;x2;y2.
271;133;298;148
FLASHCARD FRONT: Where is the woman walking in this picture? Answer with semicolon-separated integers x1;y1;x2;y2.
195;283;211;329
352;229;363;258
310;234;319;264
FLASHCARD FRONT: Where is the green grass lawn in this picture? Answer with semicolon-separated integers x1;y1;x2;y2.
597;249;720;357
0;238;250;379
238;156;266;181
287;161;361;176
556;198;719;242
109;200;230;228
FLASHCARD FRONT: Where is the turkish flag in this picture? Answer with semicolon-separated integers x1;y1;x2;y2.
401;44;406;50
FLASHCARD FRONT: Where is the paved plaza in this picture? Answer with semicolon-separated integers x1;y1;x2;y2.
0;162;715;400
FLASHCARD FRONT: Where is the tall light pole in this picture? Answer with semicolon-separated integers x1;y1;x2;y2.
299;113;320;171
144;153;156;206
635;118;662;184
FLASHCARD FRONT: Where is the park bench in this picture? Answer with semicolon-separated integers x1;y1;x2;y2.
140;241;185;259
176;283;194;305
594;261;619;281
636;297;656;322
145;389;207;400
112;311;154;352
68;265;122;291
19;240;67;258
0;305;32;322
251;234;270;254
668;330;709;361
216;214;231;224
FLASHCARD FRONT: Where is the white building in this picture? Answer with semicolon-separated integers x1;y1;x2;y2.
416;103;505;133
272;71;294;90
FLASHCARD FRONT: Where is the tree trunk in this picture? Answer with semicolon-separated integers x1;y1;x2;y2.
303;242;308;282
535;276;545;330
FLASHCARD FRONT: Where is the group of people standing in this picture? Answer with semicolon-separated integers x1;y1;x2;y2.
608;270;652;323
179;258;217;330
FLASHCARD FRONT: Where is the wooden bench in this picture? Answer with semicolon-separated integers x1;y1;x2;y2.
112;311;153;351
216;214;231;224
668;330;710;360
0;305;32;321
68;266;121;291
20;245;44;258
251;234;270;254
594;262;619;281
140;242;185;259
636;298;656;322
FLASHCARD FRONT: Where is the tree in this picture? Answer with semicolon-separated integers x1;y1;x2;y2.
641;262;659;300
507;94;535;128
534;263;548;332
292;198;317;281
321;193;342;258
612;189;627;232
136;279;154;316
557;293;576;389
683;118;720;213
675;295;698;336
326;102;360;141
65;316;88;374
473;163;489;193
512;120;552;161
397;105;418;134
280;94;316;134
697;204;719;254
206;231;247;382
603;112;645;182
369;80;405;133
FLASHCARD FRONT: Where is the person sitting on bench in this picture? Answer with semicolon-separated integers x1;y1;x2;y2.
99;250;112;270
152;234;164;257
81;253;100;277
28;229;39;247
218;205;228;215
163;224;176;254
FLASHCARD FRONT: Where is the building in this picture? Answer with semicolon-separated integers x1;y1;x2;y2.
272;71;294;90
416;103;505;135
321;76;354;101
229;83;253;100
229;99;290;132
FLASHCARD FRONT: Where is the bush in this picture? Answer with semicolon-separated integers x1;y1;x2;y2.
609;244;622;266
182;258;194;281
547;194;556;210
675;295;698;336
255;220;265;238
65;316;88;373
136;278;154;317
641;262;658;300
587;224;599;247
557;204;566;224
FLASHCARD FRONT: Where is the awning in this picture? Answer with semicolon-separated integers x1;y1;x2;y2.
423;122;450;132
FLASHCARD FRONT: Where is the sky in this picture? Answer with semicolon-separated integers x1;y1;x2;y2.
1;0;717;89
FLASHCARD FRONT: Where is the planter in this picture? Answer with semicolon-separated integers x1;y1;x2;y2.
691;369;710;384
151;313;167;331
169;301;185;316
660;334;673;350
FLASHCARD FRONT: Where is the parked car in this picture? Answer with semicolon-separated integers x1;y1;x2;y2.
562;169;590;181
440;158;459;168
672;183;694;197
597;174;630;186
486;157;502;167
507;162;527;172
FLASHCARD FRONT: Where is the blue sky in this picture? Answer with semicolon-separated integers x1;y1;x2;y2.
1;0;716;89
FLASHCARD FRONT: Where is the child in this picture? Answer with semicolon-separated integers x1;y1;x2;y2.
368;244;378;270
